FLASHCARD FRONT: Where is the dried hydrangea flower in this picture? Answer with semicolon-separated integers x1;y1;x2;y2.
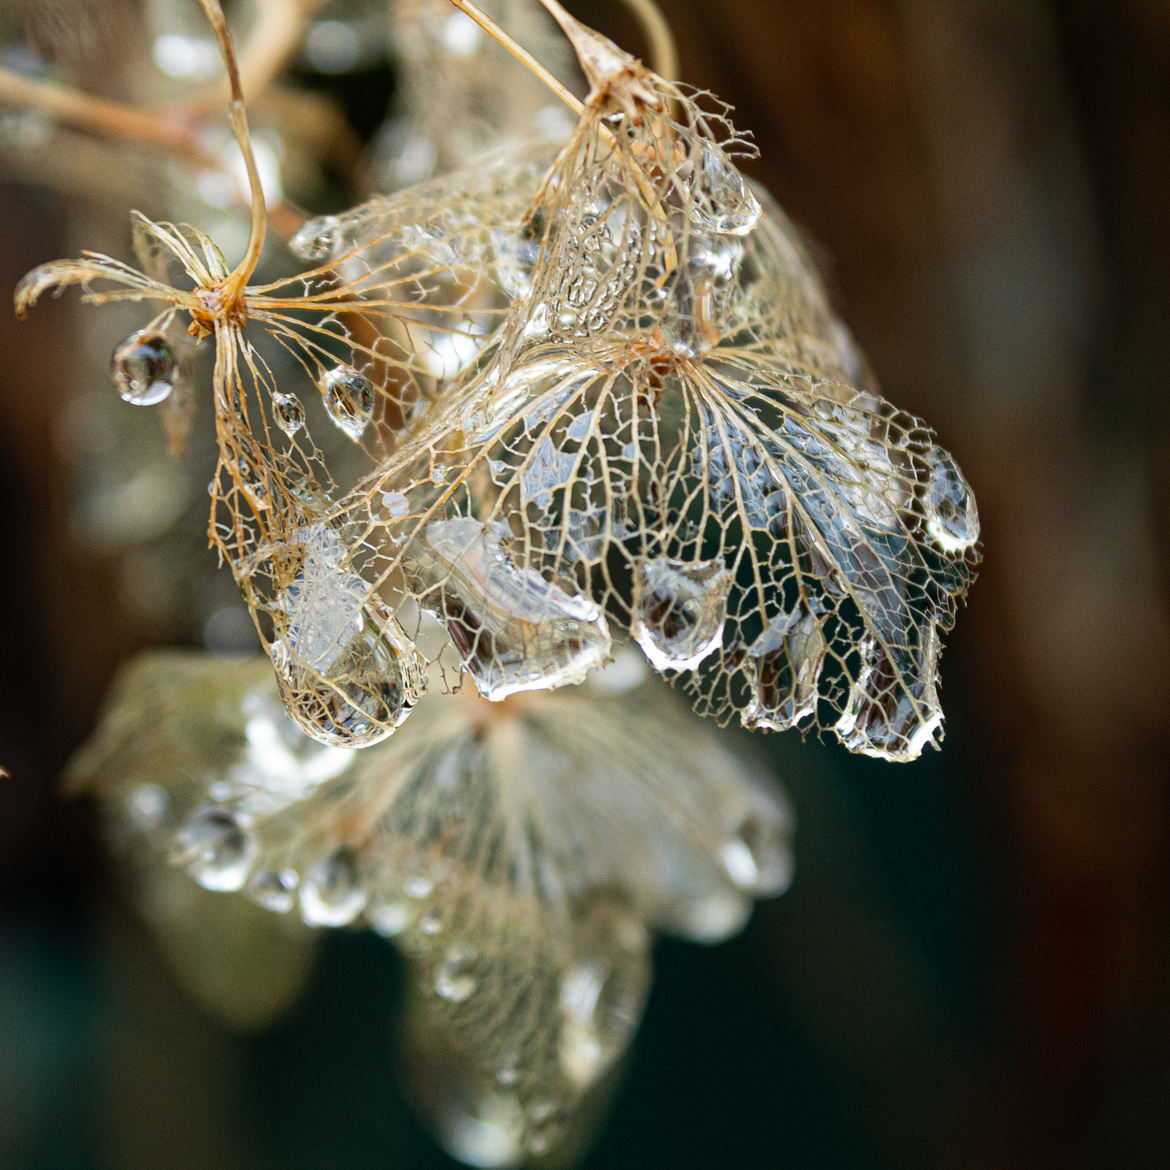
69;647;792;1162
327;0;981;760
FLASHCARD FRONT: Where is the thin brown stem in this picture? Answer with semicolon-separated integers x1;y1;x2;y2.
198;0;268;299
443;0;586;117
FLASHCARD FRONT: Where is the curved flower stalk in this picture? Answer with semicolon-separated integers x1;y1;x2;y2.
68;647;792;1164
325;3;981;761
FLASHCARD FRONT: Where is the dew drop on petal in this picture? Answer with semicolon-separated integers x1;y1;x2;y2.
110;330;175;406
172;806;257;892
690;144;762;235
741;610;826;732
434;944;479;1003
633;556;733;672
923;446;980;553
418;518;612;700
290;213;342;262
318;364;375;441
834;626;945;762
720;808;793;896
272;392;306;437
247;868;298;913
525;1100;569;1157
300;846;367;926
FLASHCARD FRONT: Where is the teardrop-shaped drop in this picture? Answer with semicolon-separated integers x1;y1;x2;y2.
923;446;980;553
172;806;257;892
741;609;826;732
417;518;612;700
690;144;762;235
270;618;425;749
300;846;366;926
834;626;944;761
272;392;306;437
318;364;375;440
111;329;175;405
633;556;732;672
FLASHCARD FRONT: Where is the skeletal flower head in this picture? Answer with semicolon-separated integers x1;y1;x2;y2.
69;646;791;1163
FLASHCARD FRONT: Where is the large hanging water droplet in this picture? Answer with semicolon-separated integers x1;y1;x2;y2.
319;364;375;441
834;626;944;761
689;144;762;235
300;846;367;926
742;610;826;732
417;518;612;701
272;525;426;747
434;944;480;1003
172;806;257;892
110;330;175;406
290;214;343;262
272;392;305;437
270;622;424;749
633;556;733;672
923;446;979;553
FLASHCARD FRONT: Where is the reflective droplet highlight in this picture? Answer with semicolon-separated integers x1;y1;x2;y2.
300;846;366;926
318;364;375;440
172;806;256;892
290;214;342;262
923;446;980;553
418;518;612;700
111;330;174;406
633;556;732;672
272;392;305;436
247;868;298;913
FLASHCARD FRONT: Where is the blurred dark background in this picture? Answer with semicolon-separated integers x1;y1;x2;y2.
1;0;1168;1167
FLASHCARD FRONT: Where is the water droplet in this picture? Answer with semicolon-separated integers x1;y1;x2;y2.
923;447;979;553
633;556;733;672
435;944;479;1003
689;144;762;235
124;783;168;830
721;809;793;896
418;518;612;700
273;527;426;747
834;626;944;762
272;392;305;436
290;214;342;262
247;868;298;913
557;916;650;1088
371;900;413;937
318;364;375;440
418;909;444;936
742;610;826;732
300;846;367;926
110;330;175;406
172;806;257;892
